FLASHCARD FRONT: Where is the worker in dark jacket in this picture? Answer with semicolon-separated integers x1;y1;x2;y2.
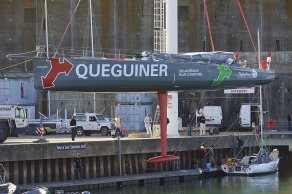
70;116;77;141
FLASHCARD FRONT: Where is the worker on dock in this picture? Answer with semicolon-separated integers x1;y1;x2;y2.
70;116;77;141
113;114;124;138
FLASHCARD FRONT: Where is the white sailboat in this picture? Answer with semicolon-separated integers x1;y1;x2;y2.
221;29;280;176
221;147;279;175
221;85;280;175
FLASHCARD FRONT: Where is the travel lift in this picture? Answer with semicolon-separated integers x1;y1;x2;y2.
146;0;269;164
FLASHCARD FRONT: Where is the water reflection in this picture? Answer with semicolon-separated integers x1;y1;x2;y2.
221;174;279;194
81;166;292;194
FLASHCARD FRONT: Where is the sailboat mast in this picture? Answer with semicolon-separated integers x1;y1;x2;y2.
45;0;51;117
89;0;94;57
257;29;264;148
45;0;49;57
89;0;96;112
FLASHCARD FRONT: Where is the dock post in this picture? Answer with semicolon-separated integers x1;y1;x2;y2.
118;136;122;176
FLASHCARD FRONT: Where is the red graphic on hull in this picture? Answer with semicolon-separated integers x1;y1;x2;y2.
41;58;73;89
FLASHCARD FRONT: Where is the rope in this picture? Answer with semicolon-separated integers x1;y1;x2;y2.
197;91;205;111
201;87;262;160
54;0;81;57
203;0;215;52
174;91;206;152
7;50;36;57
236;0;261;67
0;60;32;72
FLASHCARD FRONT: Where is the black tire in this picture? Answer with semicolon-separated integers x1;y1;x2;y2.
209;128;214;135
84;131;91;136
76;127;84;136
0;122;10;143
100;127;109;136
214;127;220;135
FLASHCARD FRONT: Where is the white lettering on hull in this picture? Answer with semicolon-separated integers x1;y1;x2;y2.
76;63;168;79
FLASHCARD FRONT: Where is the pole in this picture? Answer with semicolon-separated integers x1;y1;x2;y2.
57;108;59;123
257;29;264;148
118;136;122;176
89;0;94;57
260;85;263;148
40;116;43;139
70;0;74;51
35;0;38;50
114;0;117;57
165;0;179;136
45;0;49;57
94;93;96;113
258;29;261;69
45;0;51;117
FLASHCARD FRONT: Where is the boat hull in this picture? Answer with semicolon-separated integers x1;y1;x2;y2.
221;158;279;176
33;57;276;92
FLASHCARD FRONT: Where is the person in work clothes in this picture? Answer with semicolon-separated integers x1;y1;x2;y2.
70;116;77;141
113;114;123;138
199;114;206;136
74;153;84;180
198;143;207;168
144;113;153;137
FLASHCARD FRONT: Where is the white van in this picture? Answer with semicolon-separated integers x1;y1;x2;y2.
239;104;260;131
196;106;223;135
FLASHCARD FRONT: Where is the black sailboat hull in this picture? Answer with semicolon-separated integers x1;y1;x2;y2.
33;57;276;92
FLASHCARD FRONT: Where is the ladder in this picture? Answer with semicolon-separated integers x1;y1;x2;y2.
154;0;166;53
152;105;160;137
0;163;6;184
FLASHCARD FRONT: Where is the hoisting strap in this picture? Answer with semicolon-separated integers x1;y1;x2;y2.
236;0;262;67
203;0;215;52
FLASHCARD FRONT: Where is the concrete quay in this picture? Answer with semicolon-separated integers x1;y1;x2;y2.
18;168;223;193
0;132;290;192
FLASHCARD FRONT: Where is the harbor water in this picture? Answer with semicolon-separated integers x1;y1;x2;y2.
83;160;292;194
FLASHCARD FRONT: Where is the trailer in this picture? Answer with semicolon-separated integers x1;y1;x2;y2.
28;119;71;134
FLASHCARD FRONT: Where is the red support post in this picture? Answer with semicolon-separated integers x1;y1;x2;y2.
158;90;167;156
146;90;179;163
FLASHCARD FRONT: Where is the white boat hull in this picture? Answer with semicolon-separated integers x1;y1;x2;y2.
221;158;279;175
